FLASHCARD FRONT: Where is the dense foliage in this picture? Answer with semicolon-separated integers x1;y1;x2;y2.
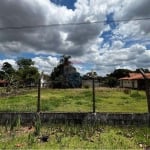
0;58;39;88
51;55;82;88
16;58;39;87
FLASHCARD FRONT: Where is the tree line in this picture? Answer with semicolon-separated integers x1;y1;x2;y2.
0;56;149;89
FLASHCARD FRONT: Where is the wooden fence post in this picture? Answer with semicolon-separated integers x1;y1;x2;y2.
140;69;150;113
92;77;96;113
37;77;41;112
140;69;150;127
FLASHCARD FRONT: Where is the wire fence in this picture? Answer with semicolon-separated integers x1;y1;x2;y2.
0;85;148;113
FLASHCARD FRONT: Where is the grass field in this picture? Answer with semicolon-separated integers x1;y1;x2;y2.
0;88;147;112
0;123;149;149
0;88;149;149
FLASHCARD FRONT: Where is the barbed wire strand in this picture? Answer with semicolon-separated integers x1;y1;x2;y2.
0;17;150;30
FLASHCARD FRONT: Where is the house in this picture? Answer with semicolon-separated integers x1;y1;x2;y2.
0;80;8;87
41;76;50;88
119;73;150;89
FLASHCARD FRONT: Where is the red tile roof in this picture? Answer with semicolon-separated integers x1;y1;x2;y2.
119;73;150;80
0;80;8;84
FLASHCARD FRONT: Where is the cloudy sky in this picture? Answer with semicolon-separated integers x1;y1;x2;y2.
0;0;150;76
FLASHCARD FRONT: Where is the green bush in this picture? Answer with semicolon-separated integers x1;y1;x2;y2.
83;85;90;89
130;91;141;98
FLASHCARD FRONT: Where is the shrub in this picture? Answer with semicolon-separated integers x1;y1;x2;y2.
83;85;90;89
123;88;131;94
130;91;141;99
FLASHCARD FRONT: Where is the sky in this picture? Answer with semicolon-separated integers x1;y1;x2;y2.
0;0;150;76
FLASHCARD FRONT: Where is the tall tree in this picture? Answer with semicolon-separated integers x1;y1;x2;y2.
16;58;39;87
109;69;132;79
17;58;34;69
51;55;81;88
1;62;16;91
0;71;5;80
2;62;15;77
1;62;16;83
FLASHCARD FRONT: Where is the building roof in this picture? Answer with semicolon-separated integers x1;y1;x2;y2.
119;73;150;80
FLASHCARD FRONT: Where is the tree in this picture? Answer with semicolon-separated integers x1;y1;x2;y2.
1;62;15;78
17;58;34;69
0;71;5;80
51;55;81;88
108;69;132;79
16;58;39;87
0;62;16;91
1;62;16;82
106;77;118;87
82;71;98;80
135;68;150;73
60;55;71;65
105;69;132;87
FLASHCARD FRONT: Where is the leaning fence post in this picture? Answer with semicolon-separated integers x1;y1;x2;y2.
139;69;150;113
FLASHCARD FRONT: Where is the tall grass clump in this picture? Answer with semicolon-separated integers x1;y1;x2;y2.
33;113;41;136
130;90;139;96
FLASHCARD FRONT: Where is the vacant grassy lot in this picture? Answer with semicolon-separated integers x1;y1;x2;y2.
0;123;149;149
0;88;147;112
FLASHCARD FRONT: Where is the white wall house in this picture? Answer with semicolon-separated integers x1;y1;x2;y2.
119;79;138;89
119;73;150;89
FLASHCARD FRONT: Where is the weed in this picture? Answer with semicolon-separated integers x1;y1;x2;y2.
75;101;82;105
28;133;36;146
83;85;90;89
0;124;149;149
130;90;141;99
16;115;21;128
4;120;9;132
123;88;131;94
10;118;16;131
33;113;41;136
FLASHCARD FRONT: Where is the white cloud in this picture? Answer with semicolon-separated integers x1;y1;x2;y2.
32;56;59;74
0;0;150;76
111;40;124;49
113;21;142;38
113;0;150;37
94;44;150;75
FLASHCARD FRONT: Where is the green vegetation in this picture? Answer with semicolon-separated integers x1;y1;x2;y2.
0;88;147;112
0;58;39;89
0;88;149;149
51;55;81;88
0;122;149;149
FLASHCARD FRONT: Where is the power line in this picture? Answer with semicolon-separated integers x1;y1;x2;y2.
0;17;150;31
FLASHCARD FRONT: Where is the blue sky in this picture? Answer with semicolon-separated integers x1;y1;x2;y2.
50;0;76;10
0;0;150;76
